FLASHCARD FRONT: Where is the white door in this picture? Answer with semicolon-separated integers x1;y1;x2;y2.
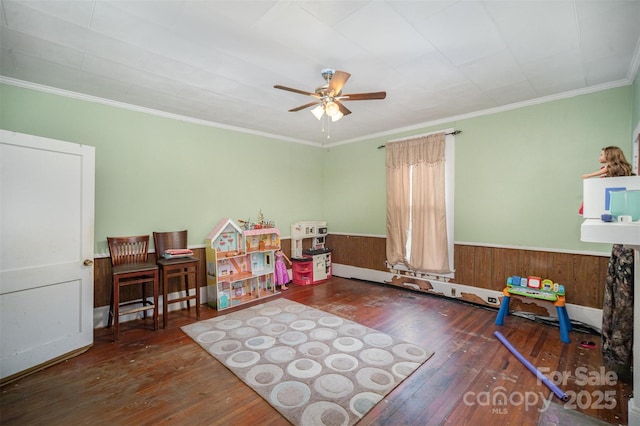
0;129;95;382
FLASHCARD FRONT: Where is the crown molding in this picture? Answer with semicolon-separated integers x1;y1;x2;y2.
1;75;632;149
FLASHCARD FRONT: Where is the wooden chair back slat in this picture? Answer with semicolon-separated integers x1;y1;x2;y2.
107;235;150;266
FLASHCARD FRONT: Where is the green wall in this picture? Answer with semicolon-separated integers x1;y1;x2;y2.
1;82;635;256
0;84;326;254
324;86;633;254
633;69;640;131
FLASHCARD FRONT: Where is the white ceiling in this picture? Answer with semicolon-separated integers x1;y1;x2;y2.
1;0;639;145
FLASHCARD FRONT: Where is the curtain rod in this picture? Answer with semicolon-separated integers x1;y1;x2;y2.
377;130;462;149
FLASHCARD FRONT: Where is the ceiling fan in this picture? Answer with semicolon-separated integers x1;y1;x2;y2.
274;69;386;122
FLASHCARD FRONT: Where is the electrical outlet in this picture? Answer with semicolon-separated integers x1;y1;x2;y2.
488;297;497;303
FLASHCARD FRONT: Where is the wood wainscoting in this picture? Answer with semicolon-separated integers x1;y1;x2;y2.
325;234;609;310
92;243;297;318
92;235;608;325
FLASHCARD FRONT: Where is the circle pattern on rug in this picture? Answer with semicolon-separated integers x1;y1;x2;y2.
350;392;382;418
309;327;338;341
264;346;297;364
284;304;307;314
290;319;317;331
246;316;271;327
245;335;276;350
355;367;395;392
279;330;307;346
363;332;394;347
391;342;429;362
287;358;323;378
314;373;355;398
392;361;422;379
324;353;359;372
181;299;431;426
259;306;282;316
246;364;284;387
209;339;242;355
270;381;311;409
273;312;298;323
261;322;289;336
187;322;213;334
299;309;325;320
333;336;364;352
359;348;394;366
298;341;331;358
228;326;258;339
339;324;368;337
215;319;243;330
196;330;226;344
226;350;260;368
318;316;344;327
300;401;349;426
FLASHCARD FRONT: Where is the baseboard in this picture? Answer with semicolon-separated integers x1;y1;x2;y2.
93;268;602;332
93;287;206;329
331;264;602;331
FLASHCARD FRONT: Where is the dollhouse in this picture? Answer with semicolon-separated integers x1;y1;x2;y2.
205;218;281;310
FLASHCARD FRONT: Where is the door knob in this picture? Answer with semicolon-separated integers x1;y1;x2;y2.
83;259;94;266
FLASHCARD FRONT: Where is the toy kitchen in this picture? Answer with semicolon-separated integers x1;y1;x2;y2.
290;221;332;285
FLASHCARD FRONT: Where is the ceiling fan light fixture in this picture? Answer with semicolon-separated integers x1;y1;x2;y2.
325;100;339;117
331;111;343;122
310;104;324;120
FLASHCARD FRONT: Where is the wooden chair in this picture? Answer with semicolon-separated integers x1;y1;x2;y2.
153;230;201;328
107;235;159;341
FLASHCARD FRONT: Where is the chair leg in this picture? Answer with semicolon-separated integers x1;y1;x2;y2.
162;267;169;329
181;268;190;311
113;278;120;341
153;269;159;331
107;280;115;329
195;264;201;320
141;281;148;320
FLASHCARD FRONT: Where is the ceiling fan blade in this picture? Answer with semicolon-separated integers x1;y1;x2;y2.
341;91;387;101
336;101;352;116
274;85;320;98
289;101;321;112
328;71;351;96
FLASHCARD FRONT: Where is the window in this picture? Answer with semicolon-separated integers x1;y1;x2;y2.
386;130;455;277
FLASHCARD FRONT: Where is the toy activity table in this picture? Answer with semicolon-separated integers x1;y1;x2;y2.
495;277;572;343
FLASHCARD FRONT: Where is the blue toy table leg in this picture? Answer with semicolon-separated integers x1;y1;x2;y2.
496;295;510;326
556;306;570;343
561;307;572;332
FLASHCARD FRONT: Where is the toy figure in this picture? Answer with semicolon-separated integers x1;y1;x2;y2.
581;146;633;179
581;148;608;179
579;146;634;215
274;249;291;290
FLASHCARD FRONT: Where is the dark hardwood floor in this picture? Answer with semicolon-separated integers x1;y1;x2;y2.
0;277;632;425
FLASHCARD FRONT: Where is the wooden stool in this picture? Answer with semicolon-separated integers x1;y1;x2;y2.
153;231;201;328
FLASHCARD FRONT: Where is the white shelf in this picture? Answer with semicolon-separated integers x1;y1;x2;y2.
580;219;640;248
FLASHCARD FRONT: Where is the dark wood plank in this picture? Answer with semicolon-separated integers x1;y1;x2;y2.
0;277;629;425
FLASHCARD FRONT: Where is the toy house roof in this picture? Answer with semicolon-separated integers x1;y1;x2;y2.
206;218;243;241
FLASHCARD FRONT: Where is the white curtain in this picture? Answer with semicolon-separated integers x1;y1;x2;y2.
386;132;450;273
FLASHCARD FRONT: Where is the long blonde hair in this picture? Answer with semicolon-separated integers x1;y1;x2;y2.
602;146;633;177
